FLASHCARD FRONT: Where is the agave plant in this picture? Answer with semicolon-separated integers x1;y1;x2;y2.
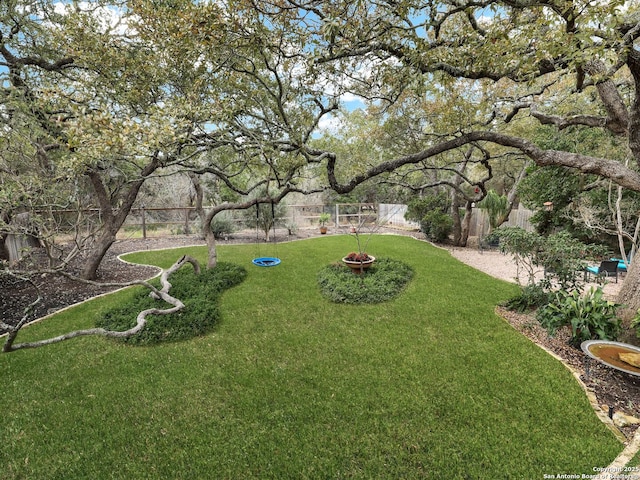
478;189;509;232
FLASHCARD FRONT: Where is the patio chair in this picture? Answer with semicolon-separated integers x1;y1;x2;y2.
585;260;619;283
614;259;628;273
611;253;632;273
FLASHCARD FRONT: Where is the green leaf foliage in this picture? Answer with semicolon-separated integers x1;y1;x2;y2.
502;283;551;313
210;215;236;239
405;193;452;242
96;262;247;345
536;287;622;347
495;227;607;291
477;189;509;230
317;257;413;304
405;193;449;221
420;210;454;243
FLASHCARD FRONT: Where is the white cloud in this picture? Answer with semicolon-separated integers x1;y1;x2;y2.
53;2;134;36
317;113;344;135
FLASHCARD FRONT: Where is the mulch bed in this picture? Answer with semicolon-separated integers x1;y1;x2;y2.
499;307;640;440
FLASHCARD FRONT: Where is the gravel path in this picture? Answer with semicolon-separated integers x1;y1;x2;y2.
447;246;622;298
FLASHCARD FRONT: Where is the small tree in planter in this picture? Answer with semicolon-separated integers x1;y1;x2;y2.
342;251;376;274
318;212;331;234
341;214;383;274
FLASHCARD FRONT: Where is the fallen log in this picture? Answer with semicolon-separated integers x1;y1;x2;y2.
1;255;200;353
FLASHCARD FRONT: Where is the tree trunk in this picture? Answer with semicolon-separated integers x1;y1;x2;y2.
617;262;640;315
200;190;292;269
451;150;472;246
81;223;119;280
459;201;473;247
189;173;206;240
503;160;530;227
205;226;218;269
80;159;159;280
451;191;463;246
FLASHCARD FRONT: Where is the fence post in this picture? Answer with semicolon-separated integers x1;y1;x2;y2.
141;204;147;239
184;208;190;235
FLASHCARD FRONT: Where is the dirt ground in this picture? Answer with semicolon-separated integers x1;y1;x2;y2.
2;227;639;442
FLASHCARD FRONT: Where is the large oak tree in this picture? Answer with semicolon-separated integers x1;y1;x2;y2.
253;0;640;311
5;0;640;311
1;0;318;277
0;1;200;279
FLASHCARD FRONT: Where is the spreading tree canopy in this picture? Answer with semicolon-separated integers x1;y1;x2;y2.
4;0;640;311
256;0;640;311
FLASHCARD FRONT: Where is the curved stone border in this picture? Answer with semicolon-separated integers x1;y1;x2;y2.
594;433;640;479
0;248;167;339
497;307;640;470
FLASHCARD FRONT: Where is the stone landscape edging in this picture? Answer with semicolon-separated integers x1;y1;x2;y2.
497;307;640;471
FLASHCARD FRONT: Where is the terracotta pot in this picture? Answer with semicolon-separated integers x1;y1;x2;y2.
342;255;376;274
320;227;328;234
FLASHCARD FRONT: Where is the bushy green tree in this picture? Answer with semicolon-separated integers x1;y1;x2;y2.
405;193;453;242
495;227;607;291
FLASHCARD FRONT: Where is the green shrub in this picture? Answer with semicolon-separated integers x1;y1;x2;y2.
405;193;453;243
210;216;236;239
494;227;607;290
405;193;449;222
96;262;247;345
317;257;413;304
502;283;551;313
536;287;622;346
421;211;453;243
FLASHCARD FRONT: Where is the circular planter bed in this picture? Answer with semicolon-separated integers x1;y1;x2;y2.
318;257;413;304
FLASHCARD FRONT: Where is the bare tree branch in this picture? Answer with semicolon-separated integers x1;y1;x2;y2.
2;255;200;353
320;131;640;195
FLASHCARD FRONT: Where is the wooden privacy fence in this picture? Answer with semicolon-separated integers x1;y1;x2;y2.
471;207;535;237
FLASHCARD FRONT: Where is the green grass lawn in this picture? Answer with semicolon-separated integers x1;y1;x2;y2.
0;235;622;479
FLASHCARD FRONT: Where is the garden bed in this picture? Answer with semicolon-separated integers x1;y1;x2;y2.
500;306;640;440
